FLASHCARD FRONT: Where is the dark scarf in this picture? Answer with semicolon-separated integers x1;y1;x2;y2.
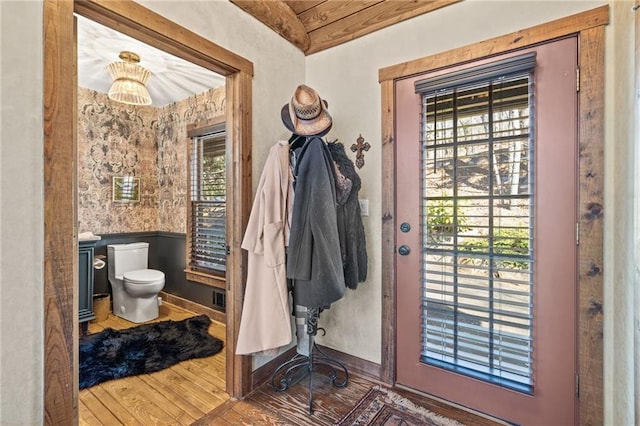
327;142;368;289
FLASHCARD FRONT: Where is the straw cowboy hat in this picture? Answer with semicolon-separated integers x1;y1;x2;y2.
281;85;332;136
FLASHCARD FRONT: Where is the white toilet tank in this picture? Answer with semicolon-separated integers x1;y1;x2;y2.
107;242;149;279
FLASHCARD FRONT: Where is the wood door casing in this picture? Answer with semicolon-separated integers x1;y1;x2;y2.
395;38;578;425
44;2;254;424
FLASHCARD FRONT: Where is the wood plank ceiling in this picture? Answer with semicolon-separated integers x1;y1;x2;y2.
230;0;461;55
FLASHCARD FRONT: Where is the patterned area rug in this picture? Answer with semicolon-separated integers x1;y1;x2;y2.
337;385;465;426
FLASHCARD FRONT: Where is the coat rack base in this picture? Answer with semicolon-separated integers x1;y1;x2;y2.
269;308;349;415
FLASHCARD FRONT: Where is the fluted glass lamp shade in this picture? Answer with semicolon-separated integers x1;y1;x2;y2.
107;51;152;106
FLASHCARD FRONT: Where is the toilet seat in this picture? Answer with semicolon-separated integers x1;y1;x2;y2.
124;269;165;284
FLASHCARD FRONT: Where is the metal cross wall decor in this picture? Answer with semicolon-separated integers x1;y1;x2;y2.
350;134;370;169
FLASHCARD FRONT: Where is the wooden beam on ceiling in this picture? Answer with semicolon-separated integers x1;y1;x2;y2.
306;0;461;55
231;0;310;52
298;0;385;33
284;0;326;15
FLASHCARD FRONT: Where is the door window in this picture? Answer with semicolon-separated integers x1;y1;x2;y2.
420;71;534;392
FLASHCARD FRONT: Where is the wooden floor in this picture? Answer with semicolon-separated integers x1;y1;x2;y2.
195;374;504;425
79;303;228;426
80;303;503;425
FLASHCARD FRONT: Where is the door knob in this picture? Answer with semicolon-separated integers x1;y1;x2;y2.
398;245;410;256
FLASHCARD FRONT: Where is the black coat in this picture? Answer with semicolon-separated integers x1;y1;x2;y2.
287;136;346;308
327;142;367;289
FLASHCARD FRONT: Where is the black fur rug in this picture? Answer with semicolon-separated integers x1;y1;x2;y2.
79;315;223;389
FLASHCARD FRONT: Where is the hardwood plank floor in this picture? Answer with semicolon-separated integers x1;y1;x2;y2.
196;371;506;425
81;303;504;425
79;303;228;426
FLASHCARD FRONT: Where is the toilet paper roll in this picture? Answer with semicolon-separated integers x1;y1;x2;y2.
93;257;106;270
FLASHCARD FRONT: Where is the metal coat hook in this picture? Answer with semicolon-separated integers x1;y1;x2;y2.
350;134;370;169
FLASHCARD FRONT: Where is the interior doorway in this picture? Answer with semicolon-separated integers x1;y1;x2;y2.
75;14;228;312
43;1;253;423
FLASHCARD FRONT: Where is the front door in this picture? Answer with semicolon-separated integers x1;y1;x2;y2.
395;37;578;424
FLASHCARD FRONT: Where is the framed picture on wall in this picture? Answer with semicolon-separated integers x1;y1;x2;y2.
112;176;141;203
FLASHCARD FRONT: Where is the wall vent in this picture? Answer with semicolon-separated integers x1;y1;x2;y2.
212;288;226;313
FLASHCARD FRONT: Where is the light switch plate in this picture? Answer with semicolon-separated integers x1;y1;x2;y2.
359;199;369;216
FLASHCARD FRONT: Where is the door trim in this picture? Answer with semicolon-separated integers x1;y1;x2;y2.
43;1;253;424
379;6;607;425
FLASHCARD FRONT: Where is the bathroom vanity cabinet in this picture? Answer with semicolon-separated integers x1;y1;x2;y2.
79;240;97;323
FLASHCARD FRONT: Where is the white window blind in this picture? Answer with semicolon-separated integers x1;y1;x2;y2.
190;126;226;273
416;54;535;392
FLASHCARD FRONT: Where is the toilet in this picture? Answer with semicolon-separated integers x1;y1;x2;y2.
107;242;165;323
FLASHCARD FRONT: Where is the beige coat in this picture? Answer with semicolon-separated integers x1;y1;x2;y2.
235;141;293;355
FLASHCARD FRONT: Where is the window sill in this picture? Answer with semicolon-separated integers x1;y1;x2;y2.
185;269;226;290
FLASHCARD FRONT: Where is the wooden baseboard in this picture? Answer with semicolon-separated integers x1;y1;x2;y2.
160;291;226;324
316;344;382;383
250;343;383;392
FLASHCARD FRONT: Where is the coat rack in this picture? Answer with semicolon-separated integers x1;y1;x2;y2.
269;307;349;415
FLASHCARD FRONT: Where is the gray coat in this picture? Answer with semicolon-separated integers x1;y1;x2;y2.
287;136;346;308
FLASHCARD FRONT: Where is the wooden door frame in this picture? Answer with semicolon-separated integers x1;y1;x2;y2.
379;6;608;425
43;1;253;424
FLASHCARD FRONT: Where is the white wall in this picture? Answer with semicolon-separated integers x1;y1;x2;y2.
0;1;44;424
604;2;637;424
635;1;640;419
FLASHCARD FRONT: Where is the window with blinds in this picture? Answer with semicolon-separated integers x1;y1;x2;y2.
189;127;226;274
417;54;535;392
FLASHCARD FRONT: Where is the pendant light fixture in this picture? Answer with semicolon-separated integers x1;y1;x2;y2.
107;51;152;106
